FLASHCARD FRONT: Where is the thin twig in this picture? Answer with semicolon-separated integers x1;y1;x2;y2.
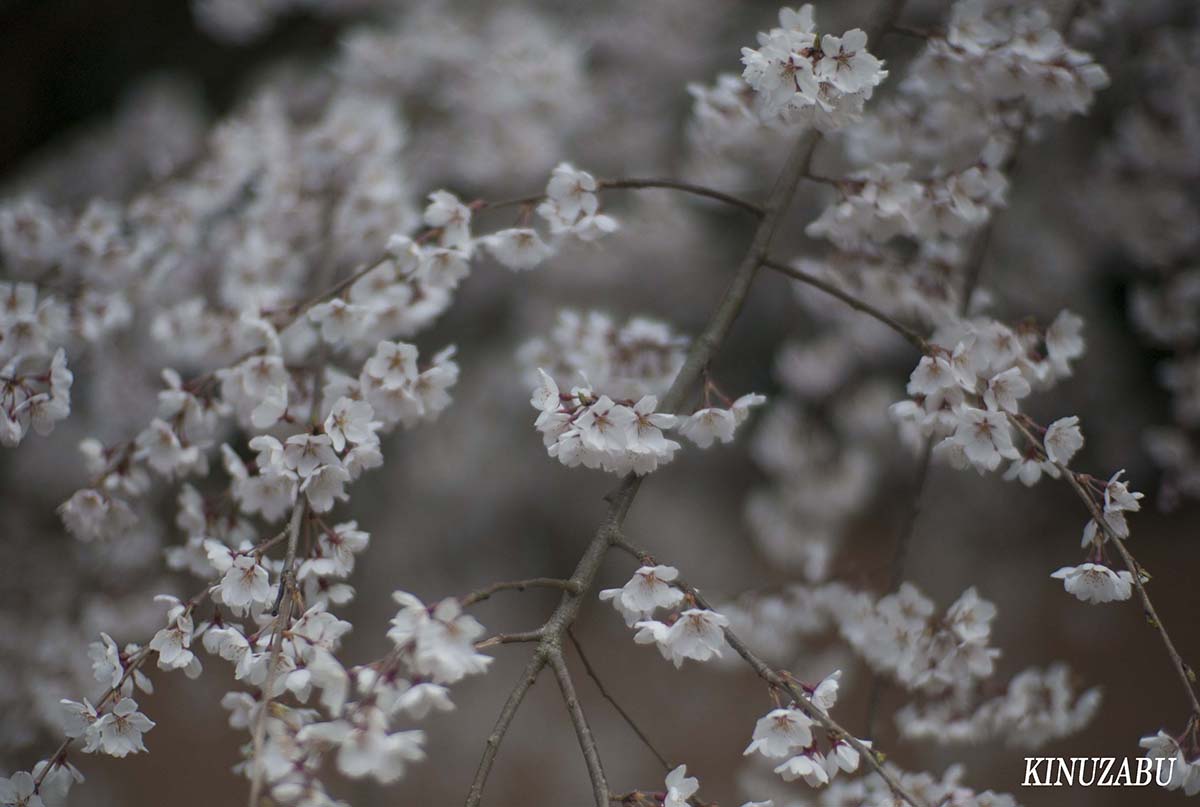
549;650;610;807
249;500;306;807
464;124;821;807
32;646;153;789
888;22;944;39
464;2;911;800
465;652;547;805
568;629;672;771
864;0;1095;739
461;578;582;607
608;535;928;807
599;178;764;217
482;178;764;217
1008;415;1200;720
760;257;930;352
864;440;933;737
477;630;545;648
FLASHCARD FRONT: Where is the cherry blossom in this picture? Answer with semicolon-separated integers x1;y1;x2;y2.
599;565;685;626
1050;563;1134;604
94;698;155;757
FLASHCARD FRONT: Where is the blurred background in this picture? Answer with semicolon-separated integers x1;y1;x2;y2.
1;0;1198;805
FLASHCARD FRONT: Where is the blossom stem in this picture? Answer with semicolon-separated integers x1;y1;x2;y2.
568;628;672;771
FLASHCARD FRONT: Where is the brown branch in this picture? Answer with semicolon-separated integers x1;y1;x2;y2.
249;500;307;807
464;123;822;807
464;3;912;801
33;588;210;792
477;630;545;648
887;22;944;39
568;629;672;771
760;257;930;352
1008;415;1200;721
465;652;548;806
863;440;933;738
549;650;610;807
599;178;764;217
608;536;928;807
481;178;764;217
461;578;582;607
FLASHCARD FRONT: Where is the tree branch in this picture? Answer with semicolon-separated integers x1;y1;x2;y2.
549;649;610;807
568;628;671;771
463;124;821;807
481;178;764;217
477;629;546;648
461;578;582;607
608;535;928;807
599;178;764;217
1008;415;1200;721
464;3;913;801
865;439;932;737
249;499;307;807
760;256;930;352
465;653;548;806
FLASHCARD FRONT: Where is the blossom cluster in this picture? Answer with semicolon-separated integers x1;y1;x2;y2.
743;672;862;789
519;309;688;400
899;663;1101;749
907;2;1110;119
600;566;731;667
718;580;1100;751
740;5;888;131
741;761;1019;807
0;283;73;446
890;312;1085;474
0;0;1188;804
531;368;765;476
825;583;999;696
806;152;1010;248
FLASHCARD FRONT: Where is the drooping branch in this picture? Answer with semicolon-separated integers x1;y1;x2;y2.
1007;415;1200;721
599;178;765;217
465;652;548;806
33;586;211;793
548;650;610;806
463;123;822;807
759;256;931;352
568;629;672;771
608;536;929;807
249;499;308;807
461;578;582;607
464;2;921;802
481;178;765;217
